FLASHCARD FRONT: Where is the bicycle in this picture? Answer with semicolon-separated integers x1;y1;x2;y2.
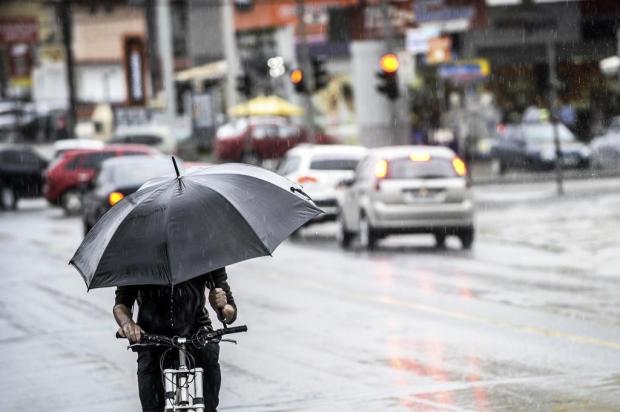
117;325;248;412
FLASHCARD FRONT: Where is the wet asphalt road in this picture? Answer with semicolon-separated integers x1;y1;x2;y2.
1;189;619;412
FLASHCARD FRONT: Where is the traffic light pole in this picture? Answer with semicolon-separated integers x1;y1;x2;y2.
380;0;399;145
296;0;317;142
547;37;564;196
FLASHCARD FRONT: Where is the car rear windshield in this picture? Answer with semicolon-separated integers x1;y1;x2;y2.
388;157;457;179
111;162;175;187
310;156;360;171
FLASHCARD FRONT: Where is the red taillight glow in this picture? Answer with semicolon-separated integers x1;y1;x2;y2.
374;159;389;179
297;175;318;184
452;157;467;177
108;191;125;206
410;152;431;162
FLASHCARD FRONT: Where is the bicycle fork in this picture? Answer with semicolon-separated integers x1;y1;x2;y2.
164;341;205;412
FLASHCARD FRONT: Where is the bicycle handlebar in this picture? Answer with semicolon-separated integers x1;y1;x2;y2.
116;325;248;348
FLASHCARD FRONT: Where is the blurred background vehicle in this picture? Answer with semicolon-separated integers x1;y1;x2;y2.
337;146;474;250
109;125;177;155
52;139;104;159
82;156;178;234
214;117;305;163
0;144;48;210
214;117;335;164
277;144;367;223
490;121;590;175
44;144;158;215
0;100;37;141
590;119;620;170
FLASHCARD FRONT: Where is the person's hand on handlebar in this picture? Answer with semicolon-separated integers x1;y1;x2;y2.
118;320;144;343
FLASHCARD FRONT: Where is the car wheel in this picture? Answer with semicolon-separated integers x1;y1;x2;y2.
336;210;354;249
490;158;506;175
61;189;83;215
0;185;17;211
459;227;475;250
434;233;446;248
358;212;377;250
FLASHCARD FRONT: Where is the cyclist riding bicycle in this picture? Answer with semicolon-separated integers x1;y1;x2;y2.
114;267;237;412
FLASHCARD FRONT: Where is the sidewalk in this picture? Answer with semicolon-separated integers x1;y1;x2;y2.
473;175;620;207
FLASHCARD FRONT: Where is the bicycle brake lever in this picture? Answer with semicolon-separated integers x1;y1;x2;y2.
220;338;237;344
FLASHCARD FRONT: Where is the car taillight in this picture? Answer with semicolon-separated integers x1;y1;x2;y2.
108;192;125;206
452;157;467;177
374;159;389;191
297;175;318;185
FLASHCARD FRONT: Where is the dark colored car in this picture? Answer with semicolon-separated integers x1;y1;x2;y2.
490;121;590;174
44;144;158;214
82;156;178;234
0;145;48;210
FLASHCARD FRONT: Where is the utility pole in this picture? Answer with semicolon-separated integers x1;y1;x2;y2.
222;0;240;107
547;37;564;196
156;0;176;119
58;0;77;139
296;0;316;142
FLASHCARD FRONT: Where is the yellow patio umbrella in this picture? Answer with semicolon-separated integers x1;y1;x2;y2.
228;95;304;117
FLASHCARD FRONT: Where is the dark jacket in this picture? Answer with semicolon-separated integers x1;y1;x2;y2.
115;267;236;336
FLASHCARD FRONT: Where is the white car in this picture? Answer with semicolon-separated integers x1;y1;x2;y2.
338;145;475;249
110;125;177;154
277;144;368;222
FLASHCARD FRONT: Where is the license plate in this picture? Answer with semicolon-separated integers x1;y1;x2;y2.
403;188;443;202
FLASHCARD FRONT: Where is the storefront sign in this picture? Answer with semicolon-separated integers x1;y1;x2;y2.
427;36;452;64
123;36;146;106
0;17;37;44
438;59;490;81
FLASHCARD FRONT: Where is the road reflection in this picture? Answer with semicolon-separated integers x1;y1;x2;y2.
387;335;489;411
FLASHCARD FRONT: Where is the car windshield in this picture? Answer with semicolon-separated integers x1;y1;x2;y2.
388;157;457;179
110;161;174;187
310;155;360;171
522;123;575;142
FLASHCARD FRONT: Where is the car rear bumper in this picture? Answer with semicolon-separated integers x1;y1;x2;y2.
368;200;474;230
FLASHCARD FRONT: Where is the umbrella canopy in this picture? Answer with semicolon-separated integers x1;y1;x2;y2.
70;162;322;289
228;95;304;117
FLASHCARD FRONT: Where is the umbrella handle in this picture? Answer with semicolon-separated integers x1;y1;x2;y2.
207;274;228;329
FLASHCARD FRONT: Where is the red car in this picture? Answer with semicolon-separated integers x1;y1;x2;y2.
44;144;158;214
214;118;335;163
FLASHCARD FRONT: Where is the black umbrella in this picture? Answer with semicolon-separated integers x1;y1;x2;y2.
70;159;322;289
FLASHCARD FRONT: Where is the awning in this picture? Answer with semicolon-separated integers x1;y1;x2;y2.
228;95;304;117
175;60;228;83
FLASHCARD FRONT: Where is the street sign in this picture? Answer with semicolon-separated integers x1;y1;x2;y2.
405;27;440;55
438;59;490;81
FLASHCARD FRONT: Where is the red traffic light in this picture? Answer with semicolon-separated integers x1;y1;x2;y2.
379;53;399;74
290;69;304;84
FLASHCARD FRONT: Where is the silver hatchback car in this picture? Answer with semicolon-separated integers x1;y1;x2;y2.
337;145;474;249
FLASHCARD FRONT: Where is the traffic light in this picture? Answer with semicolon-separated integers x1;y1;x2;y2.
311;55;329;92
376;53;399;100
236;73;252;99
290;68;308;94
